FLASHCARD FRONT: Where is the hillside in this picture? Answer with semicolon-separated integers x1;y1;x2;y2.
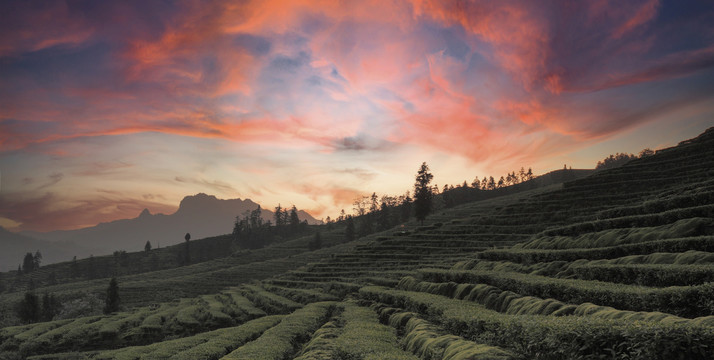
1;128;713;359
7;194;320;266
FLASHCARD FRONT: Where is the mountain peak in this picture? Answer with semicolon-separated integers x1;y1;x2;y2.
178;193;220;211
138;208;151;218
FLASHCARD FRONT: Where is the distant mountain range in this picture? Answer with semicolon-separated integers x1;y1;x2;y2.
0;193;320;271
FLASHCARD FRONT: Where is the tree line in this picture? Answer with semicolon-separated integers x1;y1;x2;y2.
596;148;654;170
231;204;310;250
327;163;538;241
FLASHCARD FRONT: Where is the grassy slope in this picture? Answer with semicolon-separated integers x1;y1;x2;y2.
2;127;714;359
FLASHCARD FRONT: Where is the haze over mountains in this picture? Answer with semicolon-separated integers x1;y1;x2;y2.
0;193;319;271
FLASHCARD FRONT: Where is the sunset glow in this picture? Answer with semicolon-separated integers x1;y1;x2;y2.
1;0;713;232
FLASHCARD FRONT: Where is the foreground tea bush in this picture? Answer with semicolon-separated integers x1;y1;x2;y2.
360;286;714;360
222;301;335;360
91;315;283;359
296;301;419;360
418;268;714;318
386;310;513;360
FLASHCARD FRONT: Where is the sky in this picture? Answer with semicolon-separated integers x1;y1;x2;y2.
1;0;714;232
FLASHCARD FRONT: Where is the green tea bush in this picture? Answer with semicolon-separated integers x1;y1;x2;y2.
568;263;714;287
360;286;714;360
394;312;513;360
419;269;714;318
239;284;303;315
527;217;713;249
222;302;335;360
479;236;714;264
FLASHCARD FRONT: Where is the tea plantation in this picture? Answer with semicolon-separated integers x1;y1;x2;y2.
1;128;714;359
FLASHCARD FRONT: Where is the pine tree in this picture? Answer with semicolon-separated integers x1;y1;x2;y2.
144;241;152;252
274;204;284;227
22;252;34;273
104;278;120;314
289;205;300;230
471;177;481;189
33;250;42;269
400;192;412;222
414;162;434;225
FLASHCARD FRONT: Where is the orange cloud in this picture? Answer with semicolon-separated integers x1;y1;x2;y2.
612;0;660;39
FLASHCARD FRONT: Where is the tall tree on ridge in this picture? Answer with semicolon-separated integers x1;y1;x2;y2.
33;250;42;269
274;204;284;227
414;162;434;225
22;252;34;273
289;205;300;231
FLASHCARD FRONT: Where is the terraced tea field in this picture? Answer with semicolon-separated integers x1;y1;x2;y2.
1;128;714;359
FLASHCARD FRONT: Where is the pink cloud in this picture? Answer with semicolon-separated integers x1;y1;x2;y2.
612;0;660;39
2;1;713;232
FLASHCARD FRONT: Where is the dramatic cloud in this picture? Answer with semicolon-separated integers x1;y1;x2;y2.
1;0;713;231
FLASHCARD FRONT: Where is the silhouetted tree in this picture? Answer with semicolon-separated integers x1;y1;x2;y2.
639;148;655;157
250;206;263;229
369;193;379;214
353;197;368;217
414;162;434;225
289;205;300;230
22;252;35;273
487;176;496;190
274;204;284;227
345;216;355;242
400;192;412;222
104;278;120;314
471;177;481;189
144;241;152;252
33;251;42;269
378;202;391;230
596;152;637;170
17;292;40;323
